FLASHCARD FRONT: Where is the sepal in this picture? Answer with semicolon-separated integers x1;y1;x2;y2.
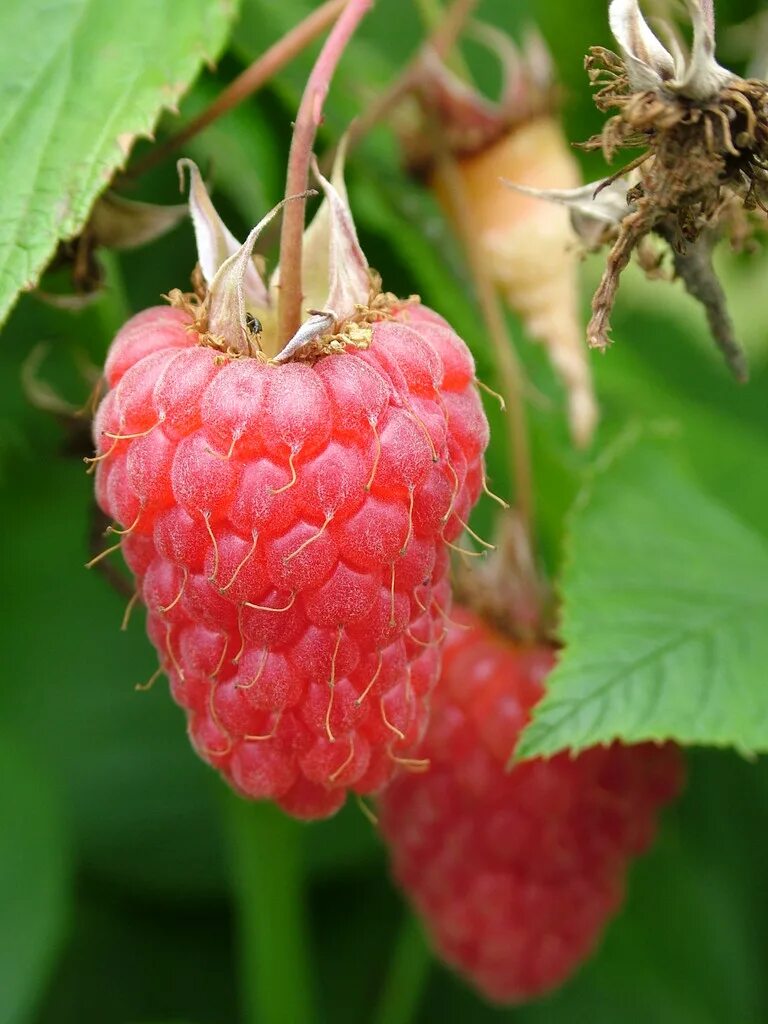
503;177;635;249
178;159;270;312
607;0;731;100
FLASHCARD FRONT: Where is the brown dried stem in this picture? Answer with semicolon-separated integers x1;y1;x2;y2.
276;0;372;349
657;224;749;381
124;0;347;182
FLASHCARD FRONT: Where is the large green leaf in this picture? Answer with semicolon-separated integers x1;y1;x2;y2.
0;0;238;329
0;734;71;1024
518;441;768;759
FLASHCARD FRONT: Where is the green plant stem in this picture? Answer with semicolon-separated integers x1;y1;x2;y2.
224;794;316;1024
372;913;432;1024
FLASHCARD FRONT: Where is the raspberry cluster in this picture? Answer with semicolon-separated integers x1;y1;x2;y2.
93;303;488;819
379;608;684;1002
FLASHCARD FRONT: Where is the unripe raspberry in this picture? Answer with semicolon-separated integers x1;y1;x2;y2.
434;119;594;443
92;301;487;820
401;31;597;446
379;608;684;1002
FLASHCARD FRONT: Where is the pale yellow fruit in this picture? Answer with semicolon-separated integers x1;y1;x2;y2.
434;117;598;447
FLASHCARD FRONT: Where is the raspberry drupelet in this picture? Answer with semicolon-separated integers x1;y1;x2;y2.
90;151;489;818
379;607;684;1001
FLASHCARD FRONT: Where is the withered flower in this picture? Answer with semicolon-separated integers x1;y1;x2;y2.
518;0;768;380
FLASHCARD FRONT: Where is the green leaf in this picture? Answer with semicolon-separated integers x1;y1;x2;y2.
0;0;239;329
0;733;71;1024
518;440;768;759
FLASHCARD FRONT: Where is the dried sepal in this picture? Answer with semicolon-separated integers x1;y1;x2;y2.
407;46;503;167
269;143;374;361
608;0;675;90
676;0;731;100
606;0;730;99
310;153;371;323
177;150;379;360
655;224;748;381
35;287;105;311
38;189;188;305
89;192;188;251
271;312;336;364
503;177;635;250
205;223;267;355
205;193;314;356
519;25;556;95
178;159;270;311
22;343;82;418
473;22;544;116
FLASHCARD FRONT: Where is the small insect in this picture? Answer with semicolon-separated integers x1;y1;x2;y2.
245;312;262;335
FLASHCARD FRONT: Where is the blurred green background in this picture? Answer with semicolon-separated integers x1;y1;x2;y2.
2;0;768;1021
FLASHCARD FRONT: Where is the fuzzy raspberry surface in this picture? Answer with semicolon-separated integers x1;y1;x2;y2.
92;303;488;819
379;608;684;1002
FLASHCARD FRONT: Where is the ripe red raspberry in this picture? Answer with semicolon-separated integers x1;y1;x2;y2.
91;303;488;819
379;608;684;1002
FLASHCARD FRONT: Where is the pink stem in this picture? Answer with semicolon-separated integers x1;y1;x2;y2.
276;0;373;349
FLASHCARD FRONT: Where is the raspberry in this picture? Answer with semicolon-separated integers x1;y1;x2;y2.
379;608;684;1002
92;303;488;819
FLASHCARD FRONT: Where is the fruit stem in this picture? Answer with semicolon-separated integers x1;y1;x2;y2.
276;0;372;350
429;132;535;544
123;0;347;182
372;913;432;1024
224;794;316;1024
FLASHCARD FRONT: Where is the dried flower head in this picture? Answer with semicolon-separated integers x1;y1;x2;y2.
518;0;768;381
